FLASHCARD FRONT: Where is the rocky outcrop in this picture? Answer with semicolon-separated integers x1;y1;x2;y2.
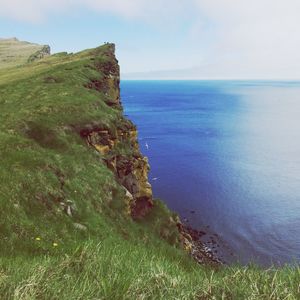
80;121;153;219
84;44;121;108
80;44;153;218
27;45;51;63
177;222;222;266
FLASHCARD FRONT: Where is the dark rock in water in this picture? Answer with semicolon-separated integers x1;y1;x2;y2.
190;210;196;214
177;223;222;266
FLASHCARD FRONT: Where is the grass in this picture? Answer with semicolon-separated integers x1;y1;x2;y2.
0;42;300;299
1;240;300;299
0;38;48;69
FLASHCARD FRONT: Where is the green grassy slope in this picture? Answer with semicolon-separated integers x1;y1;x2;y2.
0;43;300;299
0;38;49;69
0;44;144;255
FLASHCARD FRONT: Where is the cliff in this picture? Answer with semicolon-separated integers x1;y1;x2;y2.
1;41;298;299
79;45;153;219
0;42;219;266
77;46;220;264
0;43;177;256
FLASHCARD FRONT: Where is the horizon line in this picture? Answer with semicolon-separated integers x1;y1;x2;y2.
121;78;300;81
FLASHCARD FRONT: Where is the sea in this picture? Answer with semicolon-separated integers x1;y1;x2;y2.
121;80;300;266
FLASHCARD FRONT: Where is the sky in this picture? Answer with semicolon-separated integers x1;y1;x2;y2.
1;0;300;79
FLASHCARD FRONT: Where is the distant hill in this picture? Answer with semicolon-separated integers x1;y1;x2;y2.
0;37;50;69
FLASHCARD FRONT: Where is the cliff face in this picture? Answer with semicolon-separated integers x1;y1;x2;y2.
80;123;154;219
80;45;153;218
84;44;120;108
78;45;220;265
0;41;219;265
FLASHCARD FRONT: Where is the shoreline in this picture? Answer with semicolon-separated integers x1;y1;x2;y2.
178;223;224;266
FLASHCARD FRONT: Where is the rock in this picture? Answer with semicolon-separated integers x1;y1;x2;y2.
125;189;134;200
73;223;87;231
60;200;77;217
66;206;72;217
27;45;50;63
84;48;121;107
81;121;154;219
94;144;110;155
123;187;134;216
177;222;222;266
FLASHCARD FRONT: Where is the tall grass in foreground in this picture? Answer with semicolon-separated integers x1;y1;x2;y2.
1;237;299;299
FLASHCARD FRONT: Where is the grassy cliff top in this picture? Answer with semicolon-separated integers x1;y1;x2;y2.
0;38;50;69
0;43;134;255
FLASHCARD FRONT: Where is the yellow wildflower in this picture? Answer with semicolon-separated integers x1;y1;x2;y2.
35;237;41;241
53;242;58;247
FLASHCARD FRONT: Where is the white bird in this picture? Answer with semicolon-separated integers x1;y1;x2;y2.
145;142;149;150
152;177;158;181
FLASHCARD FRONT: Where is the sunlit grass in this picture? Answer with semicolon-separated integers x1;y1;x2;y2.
1;239;300;299
0;38;46;70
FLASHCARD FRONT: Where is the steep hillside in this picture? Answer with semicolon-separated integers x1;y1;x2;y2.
0;38;50;69
0;43;300;299
0;43;179;253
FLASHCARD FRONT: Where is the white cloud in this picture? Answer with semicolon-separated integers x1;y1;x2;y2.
2;0;300;77
0;0;74;22
0;0;186;23
191;0;300;78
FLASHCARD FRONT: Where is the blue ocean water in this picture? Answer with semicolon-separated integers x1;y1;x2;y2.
121;80;300;266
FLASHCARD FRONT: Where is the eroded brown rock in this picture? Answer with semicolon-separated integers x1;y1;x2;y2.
177;222;222;266
82;124;153;219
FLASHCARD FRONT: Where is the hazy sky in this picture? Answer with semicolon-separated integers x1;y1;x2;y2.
1;0;300;79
